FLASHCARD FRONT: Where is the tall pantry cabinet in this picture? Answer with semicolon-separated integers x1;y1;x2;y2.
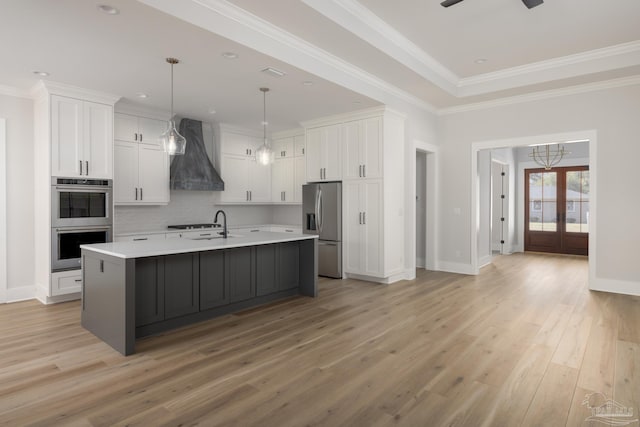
303;107;406;283
33;81;119;303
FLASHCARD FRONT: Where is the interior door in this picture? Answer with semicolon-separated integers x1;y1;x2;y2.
525;166;589;255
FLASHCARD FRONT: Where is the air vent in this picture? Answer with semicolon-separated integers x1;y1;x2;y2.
261;67;286;78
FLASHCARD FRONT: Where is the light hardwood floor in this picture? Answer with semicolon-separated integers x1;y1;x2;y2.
0;253;638;426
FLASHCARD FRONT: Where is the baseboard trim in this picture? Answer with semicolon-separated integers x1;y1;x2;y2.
416;257;425;269
437;261;476;275
345;271;407;284
478;255;493;268
590;276;640;297
7;286;36;303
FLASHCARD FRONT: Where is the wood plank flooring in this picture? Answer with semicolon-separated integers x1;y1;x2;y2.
0;253;638;426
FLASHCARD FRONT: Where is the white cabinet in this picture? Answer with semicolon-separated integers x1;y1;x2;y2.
114;113;166;146
344;180;383;277
294;156;306;203
342;117;382;180
51;270;82;296
51;95;113;179
114;113;169;205
306;124;341;182
219;127;271;203
294;134;305;157
271;132;305;204
272;157;294;203
272;137;294;158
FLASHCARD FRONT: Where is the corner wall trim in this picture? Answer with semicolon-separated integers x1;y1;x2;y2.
437;261;476;276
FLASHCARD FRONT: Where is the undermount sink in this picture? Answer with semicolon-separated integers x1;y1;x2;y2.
190;234;242;240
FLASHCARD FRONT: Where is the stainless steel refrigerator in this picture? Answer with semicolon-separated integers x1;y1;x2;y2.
302;182;342;278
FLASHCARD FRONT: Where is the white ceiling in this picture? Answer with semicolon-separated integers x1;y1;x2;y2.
2;0;640;128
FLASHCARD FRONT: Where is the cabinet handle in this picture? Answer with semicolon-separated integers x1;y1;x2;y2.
363;212;366;224
86;161;89;176
200;233;211;236
246;190;249;201
79;160;83;175
285;229;293;232
363;164;366;177
74;278;82;282
359;165;362;177
133;237;148;241
302;147;305;155
140;133;143;142
135;188;138;200
140;188;143;200
250;191;252;201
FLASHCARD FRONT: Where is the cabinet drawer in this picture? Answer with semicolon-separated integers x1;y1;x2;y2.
51;270;82;296
115;233;166;242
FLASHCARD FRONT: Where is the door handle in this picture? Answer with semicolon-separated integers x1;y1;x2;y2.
363;164;366;177
140;133;143;142
359;212;362;224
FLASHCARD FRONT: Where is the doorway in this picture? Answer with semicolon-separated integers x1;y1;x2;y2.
416;152;427;268
1;118;6;303
525;166;589;255
491;161;509;255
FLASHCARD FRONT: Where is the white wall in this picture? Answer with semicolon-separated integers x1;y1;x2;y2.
0;118;5;302
438;84;640;294
477;150;492;267
0;94;35;301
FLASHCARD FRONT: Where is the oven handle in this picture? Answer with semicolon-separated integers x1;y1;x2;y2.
54;186;111;192
54;226;112;233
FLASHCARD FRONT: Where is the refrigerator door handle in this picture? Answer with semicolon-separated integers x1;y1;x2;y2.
315;187;321;233
317;187;323;234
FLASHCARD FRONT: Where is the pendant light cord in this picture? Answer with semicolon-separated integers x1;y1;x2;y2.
170;62;174;118
263;89;267;143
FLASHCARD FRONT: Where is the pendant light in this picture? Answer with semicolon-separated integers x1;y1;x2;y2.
256;87;274;166
529;143;568;170
160;58;186;156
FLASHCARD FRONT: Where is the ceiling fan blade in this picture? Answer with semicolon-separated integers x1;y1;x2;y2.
440;0;464;7
522;0;543;9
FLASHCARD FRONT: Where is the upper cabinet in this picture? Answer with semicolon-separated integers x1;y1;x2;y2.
271;131;305;204
342;117;382;180
113;113;170;205
305;124;341;182
218;126;271;204
114;113;167;146
51;95;113;179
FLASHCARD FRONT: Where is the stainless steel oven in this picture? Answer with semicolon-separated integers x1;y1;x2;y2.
51;178;112;227
51;226;112;271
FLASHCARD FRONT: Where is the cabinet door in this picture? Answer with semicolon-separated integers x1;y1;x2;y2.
221;132;251;156
272;157;294;203
362;117;383;179
226;247;255;303
342;120;361;180
138;117;167;147
272;137;294;158
323;125;342;181
135;257;164;326
83;102;113;179
294;156;305;204
51;95;83;177
278;242;299;291
219;154;249;202
164;253;199;319
114;141;139;204
305;128;322;182
362;180;383;276
256;245;278;296
138;144;169;204
343;181;363;274
294;134;305;157
200;251;228;310
114;113;138;143
248;158;272;202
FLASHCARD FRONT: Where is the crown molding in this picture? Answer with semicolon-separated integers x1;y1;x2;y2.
301;105;404;128
438;75;640;116
302;0;459;94
0;84;32;100
139;0;435;114
271;128;305;139
457;40;640;97
30;80;121;105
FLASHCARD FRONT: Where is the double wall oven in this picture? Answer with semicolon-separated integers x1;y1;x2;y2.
51;178;112;271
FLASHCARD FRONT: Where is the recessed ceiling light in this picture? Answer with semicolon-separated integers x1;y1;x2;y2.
209;109;217;114
261;67;286;78
221;52;238;59
97;4;119;15
32;70;49;77
302;81;314;86
474;58;487;64
136;93;148;99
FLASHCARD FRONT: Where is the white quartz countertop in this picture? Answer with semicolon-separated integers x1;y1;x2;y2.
115;224;301;237
81;231;317;259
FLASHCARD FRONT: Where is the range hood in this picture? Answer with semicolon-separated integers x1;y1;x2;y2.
170;118;224;191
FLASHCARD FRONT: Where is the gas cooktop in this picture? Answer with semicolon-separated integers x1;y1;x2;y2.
167;223;221;230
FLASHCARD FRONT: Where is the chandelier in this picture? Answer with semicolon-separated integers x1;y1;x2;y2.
529;144;568;170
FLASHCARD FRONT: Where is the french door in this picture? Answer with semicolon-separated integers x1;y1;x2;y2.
524;166;589;255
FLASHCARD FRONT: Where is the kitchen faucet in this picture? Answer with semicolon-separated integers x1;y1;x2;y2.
214;209;228;238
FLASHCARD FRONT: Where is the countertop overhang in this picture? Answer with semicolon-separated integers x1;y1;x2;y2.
81;231;317;259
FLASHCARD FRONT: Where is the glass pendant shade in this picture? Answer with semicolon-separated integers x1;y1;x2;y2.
256;140;274;165
161;120;186;155
257;87;274;165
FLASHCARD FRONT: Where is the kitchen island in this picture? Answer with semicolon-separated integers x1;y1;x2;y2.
80;232;318;355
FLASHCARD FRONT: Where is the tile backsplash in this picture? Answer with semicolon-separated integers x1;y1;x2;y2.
114;190;301;234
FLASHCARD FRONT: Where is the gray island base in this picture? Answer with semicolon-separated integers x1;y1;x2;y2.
80;232;318;355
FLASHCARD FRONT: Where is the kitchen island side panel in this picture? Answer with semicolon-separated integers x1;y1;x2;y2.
299;238;318;297
81;251;135;355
